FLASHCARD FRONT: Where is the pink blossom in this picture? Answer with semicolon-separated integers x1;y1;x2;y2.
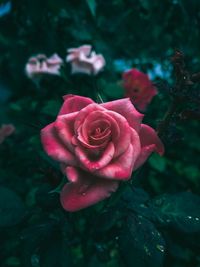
122;69;157;112
41;95;164;212
66;45;105;75
0;124;15;144
25;53;63;78
66;45;92;61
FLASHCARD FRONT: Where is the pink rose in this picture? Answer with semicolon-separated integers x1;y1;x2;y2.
25;54;63;78
122;69;157;112
66;45;106;75
41;95;164;212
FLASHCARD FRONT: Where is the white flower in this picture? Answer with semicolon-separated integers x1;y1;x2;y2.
66;45;106;75
25;53;63;78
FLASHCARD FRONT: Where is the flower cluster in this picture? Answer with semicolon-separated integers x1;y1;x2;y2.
25;45;105;79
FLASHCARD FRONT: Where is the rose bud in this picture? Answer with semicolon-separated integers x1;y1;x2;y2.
122;69;157;112
41;95;164;212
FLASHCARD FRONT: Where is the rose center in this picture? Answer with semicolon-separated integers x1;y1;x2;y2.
88;120;111;146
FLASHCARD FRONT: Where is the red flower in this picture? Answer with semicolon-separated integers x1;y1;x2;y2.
41;95;164;212
122;69;157;112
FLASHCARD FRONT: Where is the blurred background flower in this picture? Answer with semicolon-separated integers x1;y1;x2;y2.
66;44;105;75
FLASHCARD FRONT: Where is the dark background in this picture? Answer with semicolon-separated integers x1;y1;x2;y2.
0;1;200;267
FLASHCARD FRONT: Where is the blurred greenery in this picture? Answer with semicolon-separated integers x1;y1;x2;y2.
0;1;200;267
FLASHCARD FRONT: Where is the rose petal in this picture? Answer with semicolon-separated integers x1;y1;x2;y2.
71;60;93;75
105;110;131;158
79;110;119;148
60;168;119;212
67;45;92;61
101;98;143;132
74;103;106;132
41;123;78;166
80;111;113;145
75;142;115;171
95;128;141;180
75;107;130;158
133;124;164;170
58;94;94;115
55;112;78;152
65;166;79;183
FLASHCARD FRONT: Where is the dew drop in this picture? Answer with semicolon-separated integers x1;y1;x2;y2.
78;183;91;195
156;244;165;253
195;217;199;221
188;216;192;219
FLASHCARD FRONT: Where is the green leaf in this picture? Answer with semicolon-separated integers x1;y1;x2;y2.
119;186;157;222
41;100;61;117
149;192;200;233
149;153;167;172
86;0;96;17
101;80;123;99
0;186;26;227
119;214;165;267
94;207;122;232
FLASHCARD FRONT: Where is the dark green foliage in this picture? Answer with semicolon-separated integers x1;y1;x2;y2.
0;1;200;267
0;186;26;227
149;192;200;233
119;214;165;267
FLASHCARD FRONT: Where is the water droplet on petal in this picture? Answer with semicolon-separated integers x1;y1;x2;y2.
78;183;91;195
